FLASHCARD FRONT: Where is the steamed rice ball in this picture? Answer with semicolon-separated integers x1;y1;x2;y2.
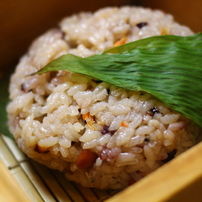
7;6;201;189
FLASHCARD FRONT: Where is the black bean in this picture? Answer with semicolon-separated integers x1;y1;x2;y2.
21;84;25;91
147;107;159;116
21;83;32;93
136;22;148;29
71;141;76;146
144;138;150;142
110;130;116;135
101;124;109;135
61;31;66;40
162;149;177;163
101;124;116;135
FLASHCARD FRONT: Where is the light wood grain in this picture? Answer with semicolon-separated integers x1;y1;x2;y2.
0;160;31;202
107;141;202;202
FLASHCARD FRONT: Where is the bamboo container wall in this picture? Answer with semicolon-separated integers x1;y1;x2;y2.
0;1;202;201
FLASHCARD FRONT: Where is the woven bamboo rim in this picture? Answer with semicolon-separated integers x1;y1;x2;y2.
1;132;202;202
0;133;119;202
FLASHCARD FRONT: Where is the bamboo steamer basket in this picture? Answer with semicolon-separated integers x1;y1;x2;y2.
0;1;202;201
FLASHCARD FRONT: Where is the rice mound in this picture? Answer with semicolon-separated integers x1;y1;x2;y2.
7;6;201;189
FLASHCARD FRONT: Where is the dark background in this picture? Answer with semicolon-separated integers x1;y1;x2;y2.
0;0;201;73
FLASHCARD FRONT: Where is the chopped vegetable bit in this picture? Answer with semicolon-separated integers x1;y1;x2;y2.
82;113;95;130
161;28;168;35
113;37;127;47
121;121;128;127
76;149;98;170
34;144;49;154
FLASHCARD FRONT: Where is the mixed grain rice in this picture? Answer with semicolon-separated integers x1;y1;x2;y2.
7;6;201;189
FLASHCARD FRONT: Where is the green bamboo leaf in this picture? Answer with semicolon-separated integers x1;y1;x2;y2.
34;33;202;127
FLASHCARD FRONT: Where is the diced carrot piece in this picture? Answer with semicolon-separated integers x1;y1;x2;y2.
34;144;49;154
82;113;88;120
113;37;127;47
161;28;168;35
82;113;95;130
76;149;98;170
121;121;128;127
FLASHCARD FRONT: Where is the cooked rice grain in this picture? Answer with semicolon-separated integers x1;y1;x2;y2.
7;6;201;189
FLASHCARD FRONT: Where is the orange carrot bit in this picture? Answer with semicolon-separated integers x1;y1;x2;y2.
82;112;96;130
76;149;98;170
34;144;49;154
161;28;168;35
82;112;93;122
113;37;127;47
121;121;129;127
